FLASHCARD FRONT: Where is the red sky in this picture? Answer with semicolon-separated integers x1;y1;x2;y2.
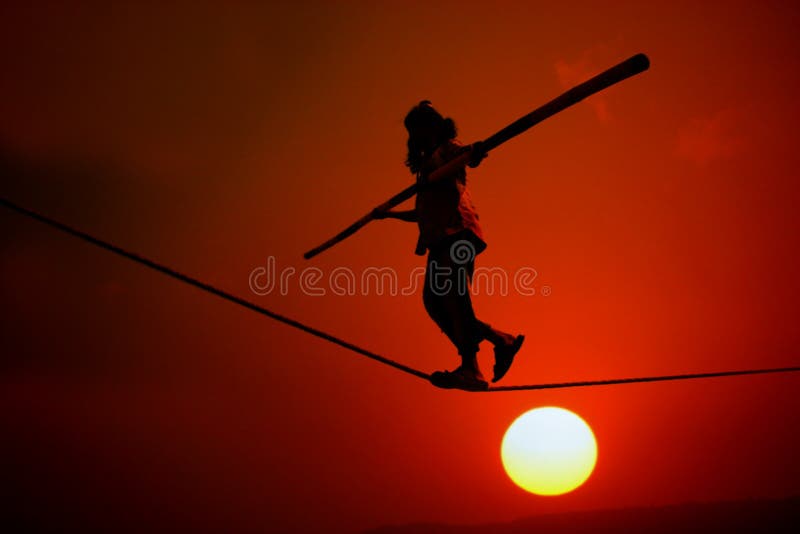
2;1;799;532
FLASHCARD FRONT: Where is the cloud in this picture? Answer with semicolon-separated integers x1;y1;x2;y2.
675;109;745;166
555;46;618;123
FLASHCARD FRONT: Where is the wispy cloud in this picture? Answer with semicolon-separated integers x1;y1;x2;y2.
555;44;621;122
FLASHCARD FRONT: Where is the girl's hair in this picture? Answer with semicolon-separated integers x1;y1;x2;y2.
403;100;457;174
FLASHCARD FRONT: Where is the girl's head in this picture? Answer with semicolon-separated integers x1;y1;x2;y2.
404;100;457;174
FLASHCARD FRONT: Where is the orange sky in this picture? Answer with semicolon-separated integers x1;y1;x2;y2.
2;1;799;532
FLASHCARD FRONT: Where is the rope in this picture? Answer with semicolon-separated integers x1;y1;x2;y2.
3;196;799;393
484;366;800;392
0;197;429;381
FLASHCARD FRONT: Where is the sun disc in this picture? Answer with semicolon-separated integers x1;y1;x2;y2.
501;406;597;496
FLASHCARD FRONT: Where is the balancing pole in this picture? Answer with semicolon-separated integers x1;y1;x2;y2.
303;53;650;260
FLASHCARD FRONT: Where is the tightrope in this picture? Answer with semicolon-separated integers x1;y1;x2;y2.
3;196;799;392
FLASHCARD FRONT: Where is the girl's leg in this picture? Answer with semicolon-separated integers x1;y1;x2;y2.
476;320;516;347
425;247;482;372
457;253;524;383
435;252;484;375
423;255;459;347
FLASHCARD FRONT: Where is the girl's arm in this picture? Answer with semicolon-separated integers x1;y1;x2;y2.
373;208;418;223
422;142;487;184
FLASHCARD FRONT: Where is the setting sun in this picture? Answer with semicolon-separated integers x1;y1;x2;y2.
501;407;598;496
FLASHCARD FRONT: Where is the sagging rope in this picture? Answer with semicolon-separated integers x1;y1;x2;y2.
0;197;428;381
3;196;799;392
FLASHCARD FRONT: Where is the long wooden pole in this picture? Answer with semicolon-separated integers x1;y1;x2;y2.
303;53;650;260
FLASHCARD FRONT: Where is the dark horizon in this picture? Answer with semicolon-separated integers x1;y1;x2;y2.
363;495;800;534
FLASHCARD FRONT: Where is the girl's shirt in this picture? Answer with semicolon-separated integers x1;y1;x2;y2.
414;138;487;256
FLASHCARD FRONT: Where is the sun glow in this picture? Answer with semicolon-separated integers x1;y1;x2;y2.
501;406;597;496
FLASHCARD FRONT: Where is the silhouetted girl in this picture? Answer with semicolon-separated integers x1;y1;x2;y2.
374;101;524;391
